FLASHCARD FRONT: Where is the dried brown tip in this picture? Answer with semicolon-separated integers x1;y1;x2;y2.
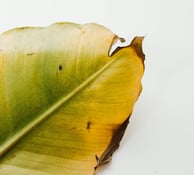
130;36;145;62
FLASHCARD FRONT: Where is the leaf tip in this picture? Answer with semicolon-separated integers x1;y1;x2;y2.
130;36;145;62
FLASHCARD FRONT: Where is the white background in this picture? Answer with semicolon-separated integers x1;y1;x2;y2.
0;0;194;174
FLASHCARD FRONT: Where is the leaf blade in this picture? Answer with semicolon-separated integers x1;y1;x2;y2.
0;22;145;175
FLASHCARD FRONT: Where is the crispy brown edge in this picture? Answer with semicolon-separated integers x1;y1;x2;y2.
94;115;130;171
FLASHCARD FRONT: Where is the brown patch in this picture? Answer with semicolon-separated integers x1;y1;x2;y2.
119;37;126;42
95;115;130;170
58;65;63;71
16;27;31;31
110;36;145;65
86;121;91;130
26;52;35;56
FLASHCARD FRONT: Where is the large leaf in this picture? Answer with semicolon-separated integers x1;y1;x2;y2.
0;22;145;175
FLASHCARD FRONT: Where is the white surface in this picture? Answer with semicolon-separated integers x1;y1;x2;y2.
1;0;194;174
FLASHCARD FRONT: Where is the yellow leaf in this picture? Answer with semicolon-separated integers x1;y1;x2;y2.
0;22;145;175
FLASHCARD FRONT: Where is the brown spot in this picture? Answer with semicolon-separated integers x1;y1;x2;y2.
58;65;63;71
86;121;91;130
20;27;34;30
26;52;35;56
119;37;126;42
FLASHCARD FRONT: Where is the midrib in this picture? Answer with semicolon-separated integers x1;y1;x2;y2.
0;55;119;157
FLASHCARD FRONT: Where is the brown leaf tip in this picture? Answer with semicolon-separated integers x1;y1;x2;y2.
130;36;145;62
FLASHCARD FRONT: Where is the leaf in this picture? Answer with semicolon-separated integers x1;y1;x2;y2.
0;22;145;175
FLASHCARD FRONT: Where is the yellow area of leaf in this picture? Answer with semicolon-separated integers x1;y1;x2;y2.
0;22;145;175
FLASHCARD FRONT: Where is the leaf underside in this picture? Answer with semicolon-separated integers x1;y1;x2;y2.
0;22;145;175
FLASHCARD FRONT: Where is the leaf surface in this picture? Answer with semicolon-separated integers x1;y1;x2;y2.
0;22;145;175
